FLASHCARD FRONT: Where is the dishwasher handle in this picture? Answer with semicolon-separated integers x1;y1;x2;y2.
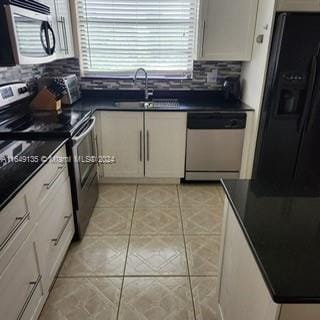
187;113;246;130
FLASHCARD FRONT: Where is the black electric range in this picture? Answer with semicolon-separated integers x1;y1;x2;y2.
0;99;91;141
0;82;98;240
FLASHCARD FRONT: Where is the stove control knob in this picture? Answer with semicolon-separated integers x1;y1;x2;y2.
18;87;28;94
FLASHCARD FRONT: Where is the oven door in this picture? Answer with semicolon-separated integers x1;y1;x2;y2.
72;116;98;239
5;5;56;64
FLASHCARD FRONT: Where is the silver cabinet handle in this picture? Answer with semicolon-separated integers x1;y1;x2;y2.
146;130;150;161
44;164;66;190
61;16;68;54
17;275;42;320
139;130;143;162
0;210;30;252
201;20;206;57
52;215;72;246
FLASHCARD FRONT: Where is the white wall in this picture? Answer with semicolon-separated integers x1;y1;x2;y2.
240;0;277;178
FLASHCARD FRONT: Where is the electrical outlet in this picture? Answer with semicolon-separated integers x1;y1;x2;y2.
207;69;218;84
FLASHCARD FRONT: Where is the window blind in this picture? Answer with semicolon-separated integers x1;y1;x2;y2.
77;0;197;78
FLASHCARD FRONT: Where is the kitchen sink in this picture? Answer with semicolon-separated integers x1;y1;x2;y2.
115;99;180;110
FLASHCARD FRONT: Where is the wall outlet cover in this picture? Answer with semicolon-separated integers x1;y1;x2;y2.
207;70;218;84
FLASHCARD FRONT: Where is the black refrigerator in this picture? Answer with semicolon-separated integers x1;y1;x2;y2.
253;12;320;185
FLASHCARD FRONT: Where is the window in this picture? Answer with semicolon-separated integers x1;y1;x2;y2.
77;0;198;78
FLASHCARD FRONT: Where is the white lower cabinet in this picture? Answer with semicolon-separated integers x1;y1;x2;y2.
144;112;186;178
218;202;279;320
99;111;187;179
0;144;74;319
100;112;144;178
219;201;320;320
0;229;44;320
36;174;74;292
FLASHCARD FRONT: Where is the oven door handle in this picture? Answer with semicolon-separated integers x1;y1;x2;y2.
72;116;96;144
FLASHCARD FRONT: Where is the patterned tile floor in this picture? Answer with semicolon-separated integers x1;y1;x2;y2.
40;183;224;320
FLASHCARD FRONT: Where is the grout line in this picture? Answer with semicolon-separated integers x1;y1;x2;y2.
58;274;217;279
177;185;197;320
116;184;138;320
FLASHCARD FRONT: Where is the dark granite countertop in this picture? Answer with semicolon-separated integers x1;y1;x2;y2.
70;90;254;113
222;179;320;304
0;139;67;210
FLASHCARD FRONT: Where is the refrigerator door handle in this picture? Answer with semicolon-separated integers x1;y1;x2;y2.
298;55;317;132
306;48;320;132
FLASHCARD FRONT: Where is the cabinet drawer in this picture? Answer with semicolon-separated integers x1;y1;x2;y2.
0;185;35;274
35;146;69;210
0;230;44;320
37;175;74;291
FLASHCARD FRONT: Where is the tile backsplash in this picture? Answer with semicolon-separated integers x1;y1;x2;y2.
0;64;46;92
0;58;242;91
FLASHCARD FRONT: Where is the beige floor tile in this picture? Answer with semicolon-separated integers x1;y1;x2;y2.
87;207;133;235
181;204;223;235
135;185;179;208
125;236;188;275
131;207;183;235
118;277;195;320
185;236;220;276
96;184;137;208
40;277;122;320
217;183;226;203
59;236;128;276
191;277;219;320
178;184;222;207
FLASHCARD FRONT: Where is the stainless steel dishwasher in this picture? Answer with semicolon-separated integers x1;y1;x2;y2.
185;113;247;181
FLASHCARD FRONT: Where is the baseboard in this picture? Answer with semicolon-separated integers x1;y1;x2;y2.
98;177;181;184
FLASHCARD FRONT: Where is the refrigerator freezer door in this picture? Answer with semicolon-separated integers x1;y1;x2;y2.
254;12;320;182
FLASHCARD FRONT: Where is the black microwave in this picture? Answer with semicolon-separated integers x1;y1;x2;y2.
0;0;56;66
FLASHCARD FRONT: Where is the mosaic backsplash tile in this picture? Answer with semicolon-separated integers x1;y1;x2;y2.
0;64;46;93
0;58;241;91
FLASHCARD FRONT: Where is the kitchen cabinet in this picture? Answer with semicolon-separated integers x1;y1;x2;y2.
53;0;74;58
0;144;74;319
218;202;279;320
37;172;74;292
41;0;74;59
277;0;320;11
0;229;44;320
99;111;187;179
218;200;320;320
100;112;144;178
144;113;186;178
197;0;259;61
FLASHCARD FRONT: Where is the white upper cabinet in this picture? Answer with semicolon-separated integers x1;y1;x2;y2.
277;0;320;11
197;0;259;61
144;112;187;178
41;0;74;59
53;0;74;58
100;112;144;178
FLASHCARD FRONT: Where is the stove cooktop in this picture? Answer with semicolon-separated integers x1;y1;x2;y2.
0;100;91;140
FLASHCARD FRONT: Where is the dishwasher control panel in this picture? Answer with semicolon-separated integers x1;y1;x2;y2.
187;113;247;129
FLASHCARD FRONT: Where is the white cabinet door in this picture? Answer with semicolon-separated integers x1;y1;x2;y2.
36;174;74;293
145;112;187;178
100;112;144;178
0;229;44;320
54;0;74;58
277;0;320;11
198;0;259;61
218;203;279;320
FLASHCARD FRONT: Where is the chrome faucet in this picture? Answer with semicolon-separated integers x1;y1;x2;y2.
134;68;153;101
